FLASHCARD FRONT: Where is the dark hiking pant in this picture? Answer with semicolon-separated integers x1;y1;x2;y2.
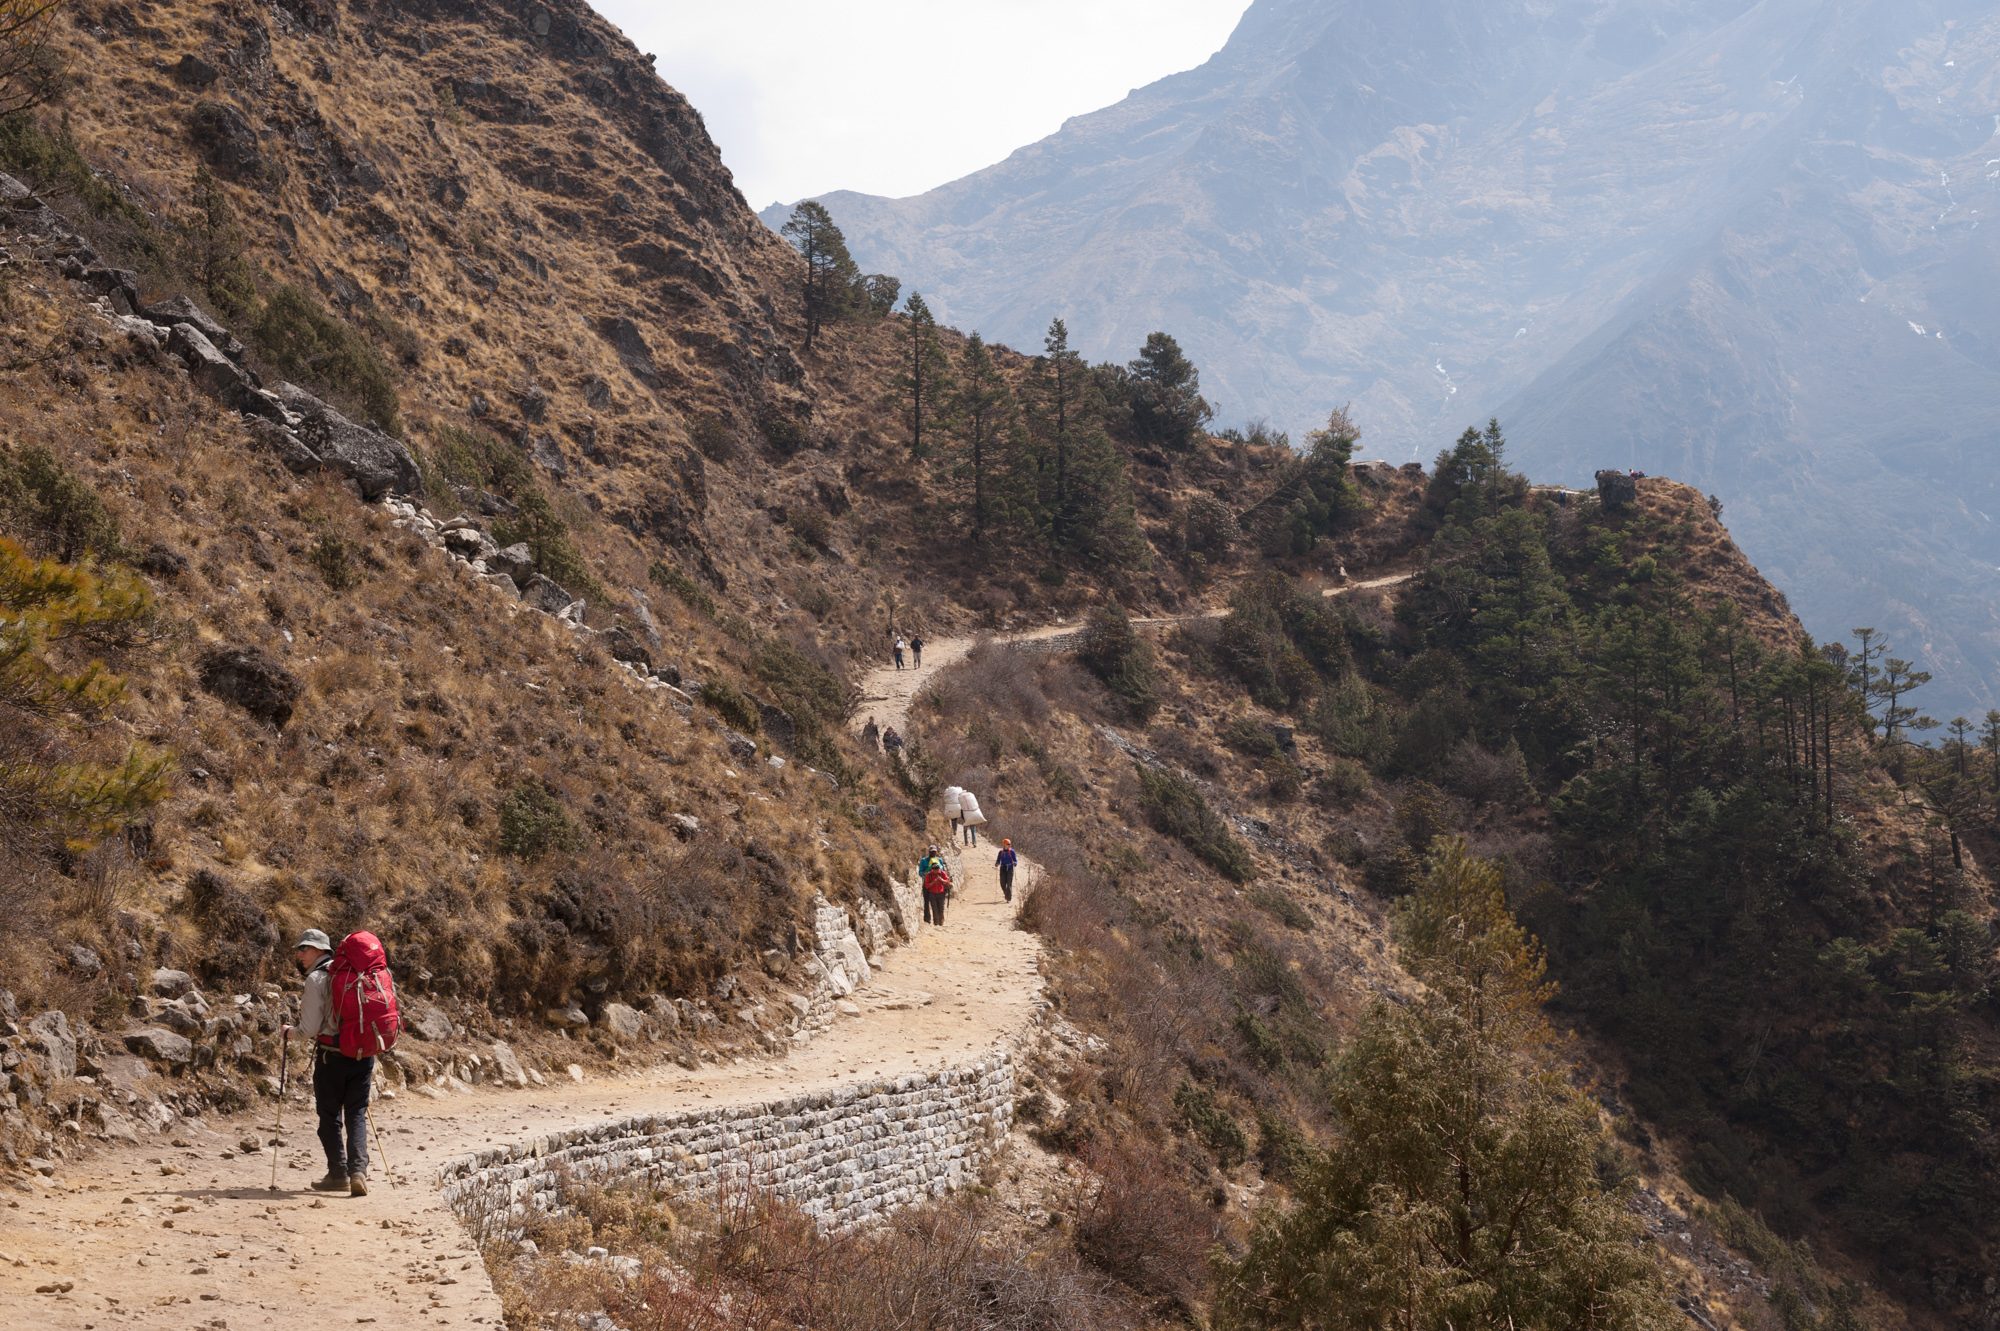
923;892;947;926
314;1048;374;1176
962;825;978;846
999;865;1015;902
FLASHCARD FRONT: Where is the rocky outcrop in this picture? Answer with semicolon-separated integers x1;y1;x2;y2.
270;382;422;500
1595;469;1638;511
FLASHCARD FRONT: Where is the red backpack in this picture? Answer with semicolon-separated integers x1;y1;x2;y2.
328;931;401;1058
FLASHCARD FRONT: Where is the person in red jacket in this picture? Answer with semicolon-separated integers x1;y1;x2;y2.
921;861;953;927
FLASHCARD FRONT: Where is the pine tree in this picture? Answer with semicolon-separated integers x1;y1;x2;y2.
1216;841;1678;1331
1127;330;1211;453
1032;317;1084;549
178;168;257;319
1;536;166;855
897;292;951;459
779;200;860;352
951;332;1011;543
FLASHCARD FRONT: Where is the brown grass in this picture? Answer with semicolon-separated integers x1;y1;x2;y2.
490;1177;1136;1331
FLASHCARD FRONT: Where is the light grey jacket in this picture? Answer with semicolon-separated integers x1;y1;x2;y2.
297;961;339;1044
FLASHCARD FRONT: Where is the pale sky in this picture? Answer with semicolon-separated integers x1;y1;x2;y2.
596;1;1251;208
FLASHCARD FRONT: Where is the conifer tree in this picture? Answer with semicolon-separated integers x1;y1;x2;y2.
1032;317;1084;548
1127;330;1212;453
1217;841;1677;1331
897;291;951;458
951;332;1011;542
178;168;257;319
779;200;860;352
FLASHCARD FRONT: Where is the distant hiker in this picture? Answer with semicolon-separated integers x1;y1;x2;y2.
958;789;986;846
882;726;905;757
861;716;880;750
943;784;964;836
918;843;945;879
910;635;926;667
995;839;1018;903
283;928;401;1199
893;637;908;670
922;859;953;927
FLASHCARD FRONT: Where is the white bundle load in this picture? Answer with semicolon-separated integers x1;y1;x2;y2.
959;791;987;826
943;785;964;818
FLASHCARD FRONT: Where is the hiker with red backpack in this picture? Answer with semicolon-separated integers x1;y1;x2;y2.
283;927;401;1198
921;856;953;927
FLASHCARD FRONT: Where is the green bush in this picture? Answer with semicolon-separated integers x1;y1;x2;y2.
0;113;140;223
1136;764;1253;882
758;403;808;456
1220;715;1281;759
1078;602;1159;720
1249;884;1311;931
1174;1081;1249;1167
1254;1108;1312;1184
648;559;716;616
697;678;760;735
252;284;401;432
497;781;580;860
0;444;120;561
309;530;356;590
492;489;601;601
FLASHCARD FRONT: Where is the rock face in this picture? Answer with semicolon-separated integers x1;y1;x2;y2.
270;382;420;500
29;1011;77;1080
197;645;301;728
188;100;263;180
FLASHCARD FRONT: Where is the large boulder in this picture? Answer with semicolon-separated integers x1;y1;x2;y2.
149;968;196;998
198;645;301;728
270;382;420;500
519;573;573;614
242;417;324;475
188;100;264;181
603;623;651;670
597;1003;646;1039
122;1027;193;1066
172;54;220;88
167;323;264;415
487;542;534;583
142;294;245;361
402;999;454;1043
487;1040;529;1088
29;1011;76;1080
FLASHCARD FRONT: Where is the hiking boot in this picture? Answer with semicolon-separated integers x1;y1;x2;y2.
348;1171;369;1197
310;1171;348;1193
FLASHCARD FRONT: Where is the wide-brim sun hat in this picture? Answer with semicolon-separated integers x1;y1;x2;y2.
294;928;332;951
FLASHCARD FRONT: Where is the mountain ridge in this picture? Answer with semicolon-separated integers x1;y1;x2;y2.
789;0;2000;716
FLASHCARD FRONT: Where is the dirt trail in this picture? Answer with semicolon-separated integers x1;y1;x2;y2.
0;645;1042;1330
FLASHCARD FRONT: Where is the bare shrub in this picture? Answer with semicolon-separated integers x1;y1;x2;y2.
1073;1135;1220;1307
493;1179;1133;1331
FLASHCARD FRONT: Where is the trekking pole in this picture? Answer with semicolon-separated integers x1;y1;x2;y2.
370;1080;396;1189
269;1033;290;1192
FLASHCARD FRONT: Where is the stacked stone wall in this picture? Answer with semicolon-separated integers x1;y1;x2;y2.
439;1047;1017;1241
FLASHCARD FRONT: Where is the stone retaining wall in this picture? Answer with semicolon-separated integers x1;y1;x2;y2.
438;1045;1018;1242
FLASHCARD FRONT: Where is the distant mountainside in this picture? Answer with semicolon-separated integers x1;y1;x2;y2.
779;0;2000;716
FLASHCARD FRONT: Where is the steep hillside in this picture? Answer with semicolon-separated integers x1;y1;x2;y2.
1;3;1995;1330
793;0;2000;718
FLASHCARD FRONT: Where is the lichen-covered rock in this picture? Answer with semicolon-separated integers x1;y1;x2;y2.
487;543;535;583
29;1011;76;1080
269;382;421;500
